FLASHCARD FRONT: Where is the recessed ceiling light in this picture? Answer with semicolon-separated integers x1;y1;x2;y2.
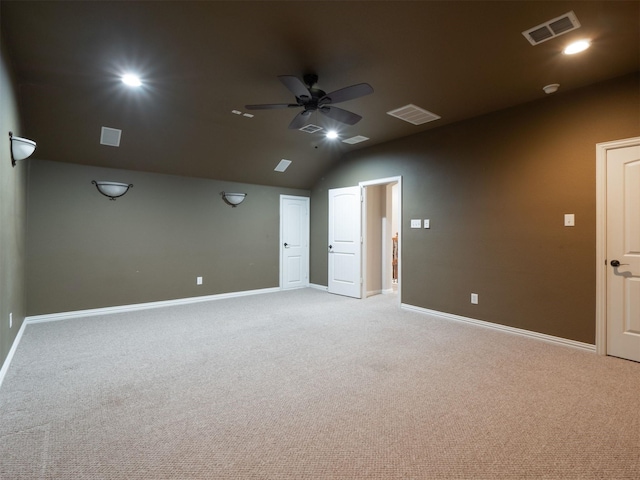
122;74;142;87
326;130;339;139
563;40;590;55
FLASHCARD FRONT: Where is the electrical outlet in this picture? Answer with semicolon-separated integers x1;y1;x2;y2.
9;312;12;328
471;293;479;305
424;219;430;229
196;276;203;285
564;214;575;227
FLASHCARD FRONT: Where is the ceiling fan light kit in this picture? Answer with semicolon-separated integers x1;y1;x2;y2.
245;74;373;129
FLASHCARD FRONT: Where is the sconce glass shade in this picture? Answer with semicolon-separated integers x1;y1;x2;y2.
221;191;247;207
9;131;37;167
92;180;133;200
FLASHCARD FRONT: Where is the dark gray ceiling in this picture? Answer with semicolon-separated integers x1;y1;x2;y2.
2;1;638;189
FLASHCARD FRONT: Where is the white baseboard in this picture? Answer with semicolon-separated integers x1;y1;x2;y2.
309;283;328;291
26;287;281;324
0;317;28;390
401;304;596;353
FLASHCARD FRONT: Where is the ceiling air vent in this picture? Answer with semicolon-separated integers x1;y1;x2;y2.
342;135;370;145
522;11;581;46
387;104;441;125
100;127;122;147
274;159;292;172
299;124;323;134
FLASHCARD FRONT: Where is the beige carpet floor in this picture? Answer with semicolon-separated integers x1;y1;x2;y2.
0;288;638;479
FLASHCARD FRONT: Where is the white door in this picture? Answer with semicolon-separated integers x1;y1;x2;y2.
606;143;640;362
328;186;362;298
280;195;309;290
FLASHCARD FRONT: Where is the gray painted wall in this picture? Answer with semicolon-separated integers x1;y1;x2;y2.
310;73;640;345
0;39;28;368
27;160;308;315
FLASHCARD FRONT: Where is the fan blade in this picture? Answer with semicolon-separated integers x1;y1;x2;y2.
319;83;373;105
245;103;299;110
279;75;312;101
319;106;362;125
288;110;313;130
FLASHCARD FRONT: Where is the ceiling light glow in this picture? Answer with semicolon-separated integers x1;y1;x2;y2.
563;40;590;55
122;74;142;87
326;130;338;140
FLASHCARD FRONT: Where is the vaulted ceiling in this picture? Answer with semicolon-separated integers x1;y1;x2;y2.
2;1;638;189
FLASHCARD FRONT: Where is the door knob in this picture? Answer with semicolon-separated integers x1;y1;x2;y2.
284;242;289;248
328;244;333;252
610;260;629;267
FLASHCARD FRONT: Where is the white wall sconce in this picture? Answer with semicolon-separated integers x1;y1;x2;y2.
92;180;133;200
220;191;247;207
8;131;37;167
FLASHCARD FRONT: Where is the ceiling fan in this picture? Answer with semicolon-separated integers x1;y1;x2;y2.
245;74;373;130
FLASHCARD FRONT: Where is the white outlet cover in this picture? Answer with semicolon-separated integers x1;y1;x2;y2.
471;293;479;304
564;214;575;227
424;219;430;229
410;219;421;229
196;276;203;285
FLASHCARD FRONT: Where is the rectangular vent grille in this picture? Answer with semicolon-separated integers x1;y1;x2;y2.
522;11;580;45
299;124;323;134
342;135;370;145
387;104;441;125
100;127;122;147
274;159;292;172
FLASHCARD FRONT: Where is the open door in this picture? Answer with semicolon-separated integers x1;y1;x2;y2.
605;142;640;361
597;137;640;362
328;186;362;298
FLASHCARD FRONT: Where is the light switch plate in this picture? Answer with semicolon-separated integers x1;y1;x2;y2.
411;219;421;229
564;214;575;227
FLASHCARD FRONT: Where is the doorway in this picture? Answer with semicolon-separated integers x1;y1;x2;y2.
361;177;402;302
596;137;640;361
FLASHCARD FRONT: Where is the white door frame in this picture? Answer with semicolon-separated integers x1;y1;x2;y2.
595;136;640;355
279;195;310;290
360;176;402;304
